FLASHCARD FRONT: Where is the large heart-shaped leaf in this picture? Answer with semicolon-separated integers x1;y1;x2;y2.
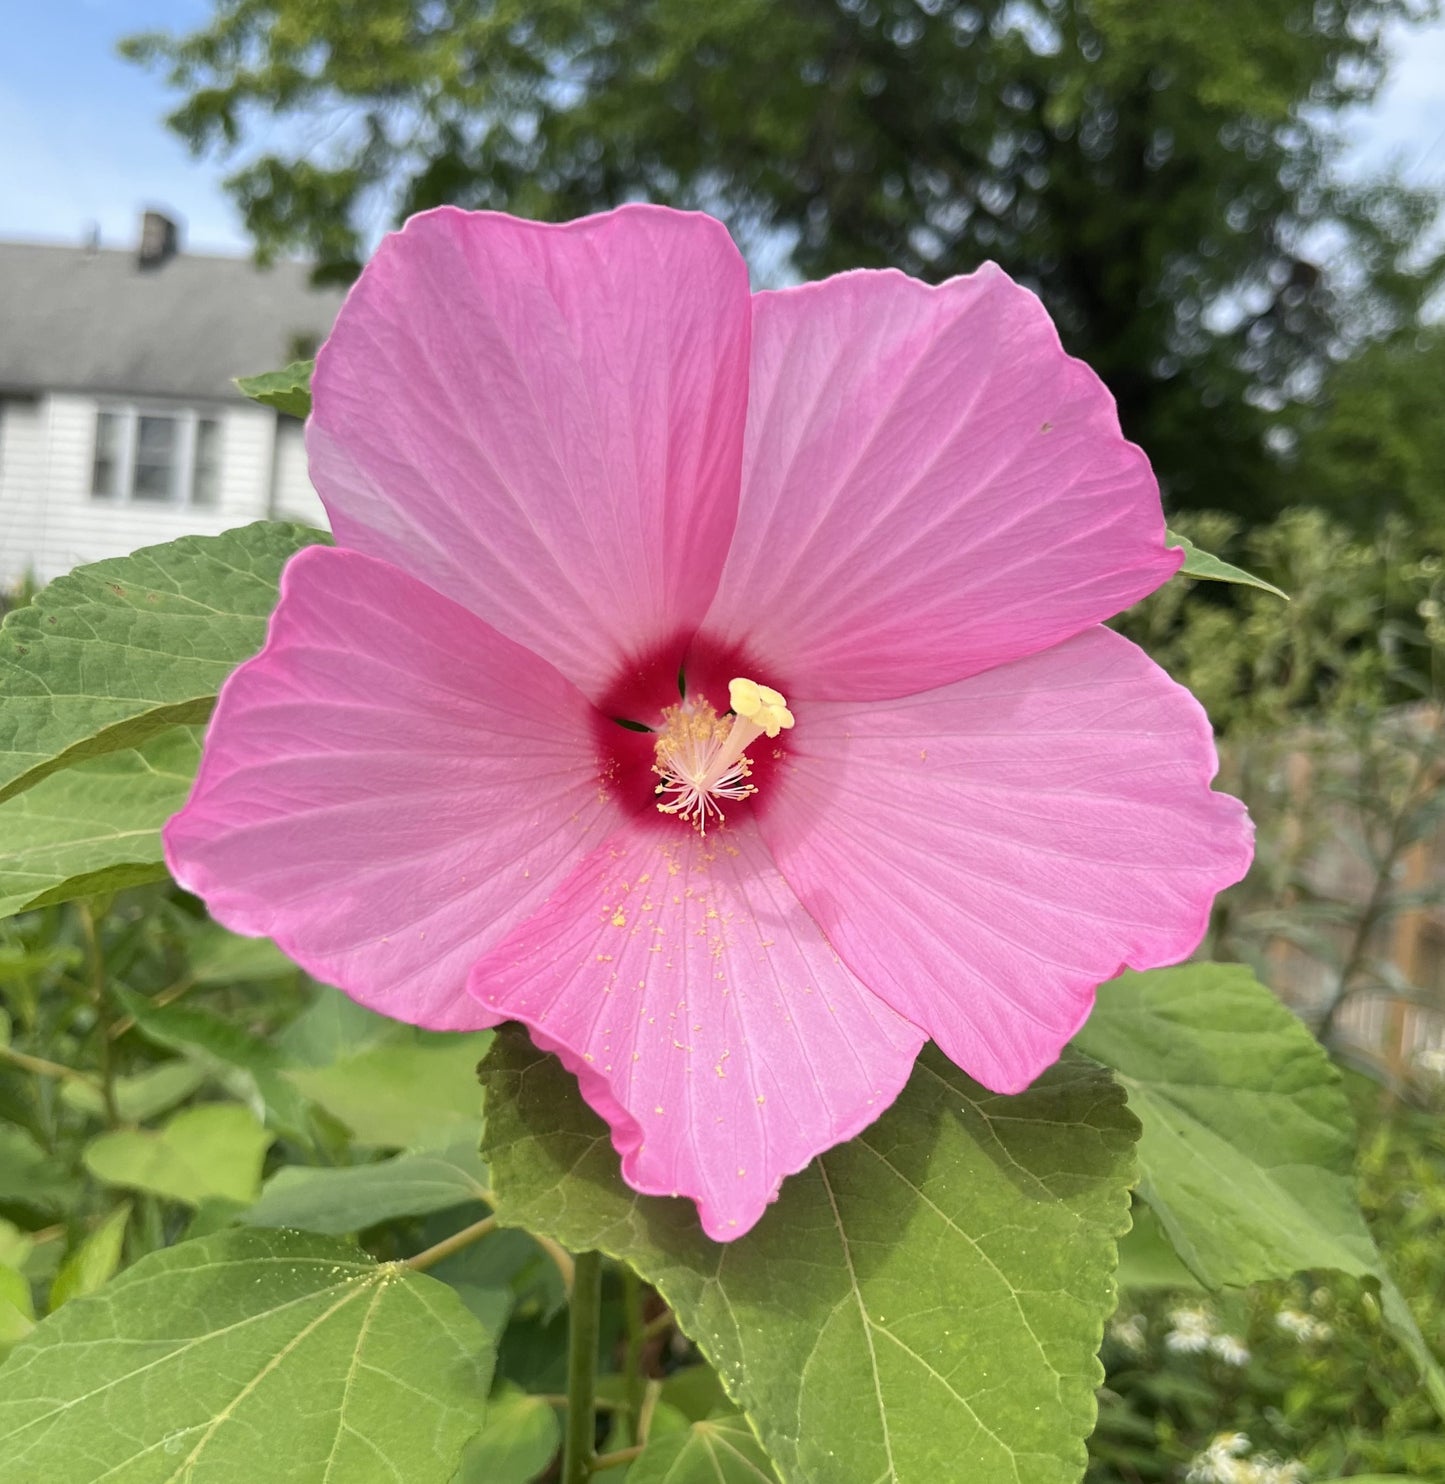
1075;963;1445;1415
0;728;201;921
483;1030;1137;1484
0;521;323;803
0;1227;496;1482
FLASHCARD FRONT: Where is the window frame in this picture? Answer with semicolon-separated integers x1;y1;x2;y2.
89;404;223;509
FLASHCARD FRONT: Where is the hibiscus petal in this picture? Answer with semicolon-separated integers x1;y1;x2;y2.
308;204;751;701
467;822;924;1239
164;546;621;1030
706;264;1180;698
761;627;1253;1093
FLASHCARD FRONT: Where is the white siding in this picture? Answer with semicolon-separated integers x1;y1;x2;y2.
0;398;47;584
0;394;330;588
271;419;327;527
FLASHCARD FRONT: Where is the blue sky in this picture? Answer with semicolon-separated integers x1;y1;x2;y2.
1;1;1443;258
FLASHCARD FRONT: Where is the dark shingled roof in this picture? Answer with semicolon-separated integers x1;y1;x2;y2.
0;239;347;402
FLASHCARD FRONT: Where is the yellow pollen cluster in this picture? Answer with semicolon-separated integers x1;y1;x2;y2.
653;676;794;834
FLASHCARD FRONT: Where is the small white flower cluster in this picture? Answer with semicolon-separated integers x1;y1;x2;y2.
1165;1306;1251;1365
1186;1432;1308;1484
1418;594;1445;646
1274;1308;1332;1344
1210;1334;1252;1367
1165;1306;1213;1353
1107;1312;1147;1352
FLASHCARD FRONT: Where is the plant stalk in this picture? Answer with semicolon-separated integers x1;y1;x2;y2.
78;903;121;1128
404;1214;496;1273
561;1250;603;1484
0;1042;102;1090
622;1264;646;1431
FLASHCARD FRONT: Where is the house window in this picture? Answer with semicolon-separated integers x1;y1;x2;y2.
89;407;224;508
91;411;123;499
192;418;221;508
132;416;179;501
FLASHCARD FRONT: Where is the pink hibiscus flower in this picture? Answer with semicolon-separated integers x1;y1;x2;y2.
165;205;1252;1240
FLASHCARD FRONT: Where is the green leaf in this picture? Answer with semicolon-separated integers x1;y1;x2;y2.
1075;963;1445;1417
627;1414;778;1484
183;1198;252;1240
0;728;201;921
1113;1203;1202;1293
235;359;314;419
0;1222;34;1273
0;1227;495;1482
593;1401;692;1482
1165;529;1288;599
240;1142;490;1235
116;986;313;1139
0;1266;34;1360
48;1203;130;1310
453;1386;560;1483
187;923;301;986
60;1059;206;1123
0;521;324;804
277;982;397;1066
0;1127;76;1215
659;1363;728;1422
84;1102;273;1207
482;1030;1138;1484
286;1030;493;1148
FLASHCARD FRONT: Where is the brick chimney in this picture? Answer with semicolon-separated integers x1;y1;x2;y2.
138;209;179;270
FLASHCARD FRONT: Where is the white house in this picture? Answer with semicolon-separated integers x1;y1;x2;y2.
0;212;345;586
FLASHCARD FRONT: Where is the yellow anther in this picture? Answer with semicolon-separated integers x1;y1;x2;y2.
729;677;795;739
652;677;795;833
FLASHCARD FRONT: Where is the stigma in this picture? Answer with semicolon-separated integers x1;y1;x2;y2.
653;677;794;833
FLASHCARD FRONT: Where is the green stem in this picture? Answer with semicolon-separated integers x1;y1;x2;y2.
641;1309;674;1342
534;1230;577;1293
107;974;194;1040
77;903;121;1128
0;1042;102;1090
590;1443;645;1471
622;1265;646;1431
590;1384;657;1473
404;1214;496;1273
561;1250;603;1484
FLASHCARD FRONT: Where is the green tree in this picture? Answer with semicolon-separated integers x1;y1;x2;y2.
125;0;1444;516
1290;327;1445;544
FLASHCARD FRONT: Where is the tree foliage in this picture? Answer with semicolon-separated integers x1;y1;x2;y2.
1292;327;1445;544
124;0;1443;517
